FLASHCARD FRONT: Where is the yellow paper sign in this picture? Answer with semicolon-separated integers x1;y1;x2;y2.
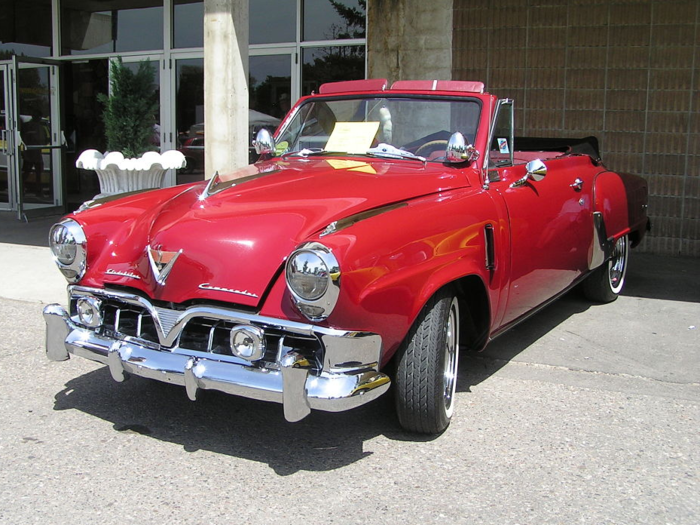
325;122;380;154
326;159;377;174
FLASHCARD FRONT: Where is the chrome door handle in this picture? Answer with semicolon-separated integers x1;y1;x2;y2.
570;178;584;191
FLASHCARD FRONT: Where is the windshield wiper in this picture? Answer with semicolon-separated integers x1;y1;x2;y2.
282;148;344;158
366;143;426;163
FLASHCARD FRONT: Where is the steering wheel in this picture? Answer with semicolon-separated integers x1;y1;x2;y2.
415;140;449;157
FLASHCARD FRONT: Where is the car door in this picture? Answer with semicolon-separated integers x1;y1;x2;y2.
486;101;594;328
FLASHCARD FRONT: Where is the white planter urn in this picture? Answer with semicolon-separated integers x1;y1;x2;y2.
76;149;187;198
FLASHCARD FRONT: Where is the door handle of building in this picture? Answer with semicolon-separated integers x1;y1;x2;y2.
0;130;6;155
570;178;584;191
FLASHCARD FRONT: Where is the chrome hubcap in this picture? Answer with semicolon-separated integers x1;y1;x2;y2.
609;236;628;294
443;298;459;417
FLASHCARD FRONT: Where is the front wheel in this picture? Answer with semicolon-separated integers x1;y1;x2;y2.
394;290;460;434
582;234;629;303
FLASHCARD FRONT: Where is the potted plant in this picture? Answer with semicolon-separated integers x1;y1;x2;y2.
76;58;185;198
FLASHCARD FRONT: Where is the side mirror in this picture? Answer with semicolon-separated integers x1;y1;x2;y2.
526;159;547;181
445;132;479;164
253;128;275;156
510;159;547;188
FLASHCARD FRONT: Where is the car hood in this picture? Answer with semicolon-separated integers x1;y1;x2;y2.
86;157;470;307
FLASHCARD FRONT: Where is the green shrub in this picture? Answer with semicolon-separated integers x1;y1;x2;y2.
98;58;159;158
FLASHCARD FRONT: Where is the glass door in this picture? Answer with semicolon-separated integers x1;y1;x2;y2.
10;56;64;219
0;64;11;209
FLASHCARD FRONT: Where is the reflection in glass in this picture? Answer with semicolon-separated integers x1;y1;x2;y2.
303;0;365;41
17;67;53;204
0;0;52;58
123;60;161;152
61;0;164;55
302;46;365;95
250;0;296;45
63;59;109;207
175;59;204;183
0;69;8;204
174;0;203;49
250;55;292;119
276;96;481;162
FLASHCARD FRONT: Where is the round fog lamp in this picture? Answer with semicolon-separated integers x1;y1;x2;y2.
76;296;103;328
229;325;265;361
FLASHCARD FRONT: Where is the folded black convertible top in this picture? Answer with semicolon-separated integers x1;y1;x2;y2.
515;136;601;162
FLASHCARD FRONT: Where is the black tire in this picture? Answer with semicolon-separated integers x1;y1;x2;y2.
582;234;629;303
394;289;460;434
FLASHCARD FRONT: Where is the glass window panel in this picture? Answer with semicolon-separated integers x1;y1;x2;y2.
302;45;365;96
302;0;365;42
174;0;203;49
122;60;161;151
0;0;52;58
63;59;109;205
174;58;204;182
250;0;296;45
61;0;164;56
250;55;292;119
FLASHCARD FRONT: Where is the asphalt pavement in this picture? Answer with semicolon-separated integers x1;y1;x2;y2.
0;214;698;524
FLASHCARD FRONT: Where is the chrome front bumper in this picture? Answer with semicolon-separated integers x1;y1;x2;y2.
43;288;390;422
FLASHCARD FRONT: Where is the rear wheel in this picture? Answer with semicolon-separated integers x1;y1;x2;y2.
395;290;460;434
582;234;629;303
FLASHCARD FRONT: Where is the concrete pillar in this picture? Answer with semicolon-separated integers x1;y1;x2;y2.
204;0;249;178
368;0;453;83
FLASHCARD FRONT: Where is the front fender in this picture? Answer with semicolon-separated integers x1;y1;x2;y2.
317;191;497;362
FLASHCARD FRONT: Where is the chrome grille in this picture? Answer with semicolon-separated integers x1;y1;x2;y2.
72;296;323;371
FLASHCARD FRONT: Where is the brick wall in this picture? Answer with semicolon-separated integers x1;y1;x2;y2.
453;0;700;256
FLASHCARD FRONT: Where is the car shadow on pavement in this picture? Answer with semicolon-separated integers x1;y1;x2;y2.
622;253;699;303
53;366;405;475
457;289;592;392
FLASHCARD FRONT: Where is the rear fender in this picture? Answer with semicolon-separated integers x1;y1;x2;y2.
593;171;629;240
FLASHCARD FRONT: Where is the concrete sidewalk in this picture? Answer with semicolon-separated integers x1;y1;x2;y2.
0;242;67;305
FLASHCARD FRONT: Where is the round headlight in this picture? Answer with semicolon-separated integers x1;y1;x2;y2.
50;224;76;264
285;242;341;321
49;219;87;282
286;250;329;301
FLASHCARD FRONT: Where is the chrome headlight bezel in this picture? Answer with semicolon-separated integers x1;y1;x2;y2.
285;242;340;321
49;218;87;283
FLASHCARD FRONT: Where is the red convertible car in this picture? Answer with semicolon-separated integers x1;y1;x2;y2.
44;79;649;434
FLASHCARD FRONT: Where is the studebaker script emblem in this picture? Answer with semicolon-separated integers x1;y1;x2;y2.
148;246;182;285
199;283;259;299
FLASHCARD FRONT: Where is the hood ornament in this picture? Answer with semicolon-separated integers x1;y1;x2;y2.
148;246;182;285
199;171;221;201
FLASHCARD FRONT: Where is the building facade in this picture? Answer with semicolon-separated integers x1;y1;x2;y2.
0;0;366;212
2;0;699;256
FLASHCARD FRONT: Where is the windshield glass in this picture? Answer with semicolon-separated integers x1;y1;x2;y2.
275;96;481;162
